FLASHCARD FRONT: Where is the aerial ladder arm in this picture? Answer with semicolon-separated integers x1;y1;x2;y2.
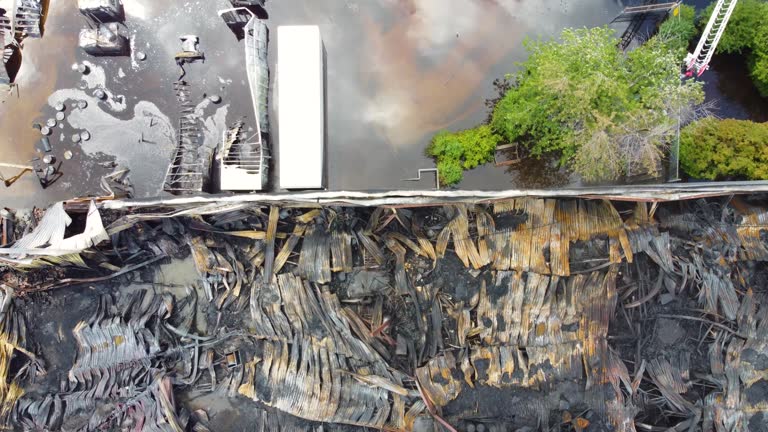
684;0;739;77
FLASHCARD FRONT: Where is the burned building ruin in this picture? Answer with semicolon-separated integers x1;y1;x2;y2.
0;192;766;431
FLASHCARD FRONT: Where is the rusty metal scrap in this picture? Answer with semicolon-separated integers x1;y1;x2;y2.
417;269;617;425
263;205;280;283
734;202;768;261
697;289;768;430
0;286;25;429
647;354;694;413
417;343;585;407
444;205;486;269
273;224;306;274
356;229;385;267
680;255;740;321
330;230;353;273
298;225;332;284
488;198;628;276
248;406;329;432
69;299;159;387
469;270;617;347
16;374;184;432
240;339;405;430
12;290;191;431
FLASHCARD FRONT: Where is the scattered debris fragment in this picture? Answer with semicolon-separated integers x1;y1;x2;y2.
79;22;129;56
175;35;205;67
78;0;124;22
0;163;33;188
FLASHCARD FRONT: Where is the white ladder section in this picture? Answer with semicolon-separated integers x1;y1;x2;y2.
684;0;739;77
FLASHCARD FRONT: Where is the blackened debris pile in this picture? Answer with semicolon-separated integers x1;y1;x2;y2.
0;195;766;431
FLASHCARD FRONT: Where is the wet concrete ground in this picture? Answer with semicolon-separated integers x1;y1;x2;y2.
0;0;254;207
1;0;630;208
267;0;627;191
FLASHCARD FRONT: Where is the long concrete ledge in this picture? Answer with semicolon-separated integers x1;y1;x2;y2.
97;181;768;209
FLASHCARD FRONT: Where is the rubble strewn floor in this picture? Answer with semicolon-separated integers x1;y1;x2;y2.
1;195;768;431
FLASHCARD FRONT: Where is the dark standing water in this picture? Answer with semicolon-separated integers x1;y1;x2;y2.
0;0;255;207
266;0;629;191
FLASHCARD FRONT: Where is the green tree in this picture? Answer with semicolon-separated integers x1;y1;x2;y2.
426;125;501;185
702;0;768;54
489;27;703;182
680;118;768;180
750;19;768;96
658;4;697;53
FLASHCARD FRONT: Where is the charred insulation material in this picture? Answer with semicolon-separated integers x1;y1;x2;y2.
0;195;767;431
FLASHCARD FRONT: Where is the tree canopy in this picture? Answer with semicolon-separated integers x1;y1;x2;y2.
703;0;768;54
490;26;703;182
427;17;704;186
680;118;768;180
427;125;501;185
658;4;697;53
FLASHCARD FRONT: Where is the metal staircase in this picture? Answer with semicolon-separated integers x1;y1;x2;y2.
216;7;270;190
0;16;11;35
162;81;204;194
612;1;683;51
684;0;739;77
13;0;43;39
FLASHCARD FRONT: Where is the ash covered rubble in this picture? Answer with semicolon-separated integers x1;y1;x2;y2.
0;195;766;431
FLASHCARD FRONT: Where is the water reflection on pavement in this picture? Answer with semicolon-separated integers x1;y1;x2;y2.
0;0;625;208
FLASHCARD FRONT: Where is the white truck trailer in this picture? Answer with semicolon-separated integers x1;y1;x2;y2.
277;25;325;190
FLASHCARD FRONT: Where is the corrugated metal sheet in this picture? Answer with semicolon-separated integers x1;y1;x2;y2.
298;225;331;284
330;230;353;273
488;199;626;276
416;268;617;424
355;230;384;267
241;274;406;429
735;204;768;261
0;201;108;268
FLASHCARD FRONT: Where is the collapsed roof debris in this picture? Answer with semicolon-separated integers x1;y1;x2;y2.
0;285;30;429
0;201;108;268
0;195;766;430
13;291;196;431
